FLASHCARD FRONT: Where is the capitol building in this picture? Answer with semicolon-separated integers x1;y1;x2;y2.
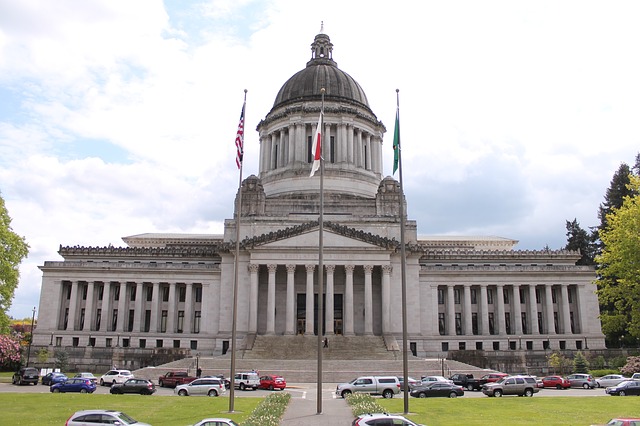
32;31;605;368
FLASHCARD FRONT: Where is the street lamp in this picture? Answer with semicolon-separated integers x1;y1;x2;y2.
26;307;36;367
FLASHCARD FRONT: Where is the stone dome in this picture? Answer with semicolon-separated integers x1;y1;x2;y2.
272;32;370;110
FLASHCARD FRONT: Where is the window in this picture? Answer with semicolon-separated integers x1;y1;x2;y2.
454;288;461;304
535;287;541;304
128;309;134;332
459;342;466;350
568;287;573;304
190;340;198;350
106;338;112;348
177;311;184;333
130;286;136;301
146;285;153;301
156;339;163;348
307;135;312;162
476;341;483;350
173;339;180;349
82;284;87;300
179;285;186;303
56;336;62;347
95;309;101;331
493;341;500;350
519;288;526;303
437;288;444;305
521;312;528;334
66;283;71;300
194;311;201;333
554;312;559;333
538;312;544;334
72;337;79;347
98;285;104;301
487;288;493;305
114;284;120;301
471;288;477;304
63;308;69;330
472;313;478;335
505;312;511;334
438;313;445;335
455;313;462;335
488;312;495;335
162;286;170;302
144;310;151;332
139;339;146;349
503;287;509;304
161;310;168;333
551;287;557;304
570;312;575;333
441;342;449;352
80;308;85;330
123;338;130;348
330;136;335;163
88;337;95;347
195;286;202;303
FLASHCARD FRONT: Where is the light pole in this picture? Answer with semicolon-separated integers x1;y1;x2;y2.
26;307;36;367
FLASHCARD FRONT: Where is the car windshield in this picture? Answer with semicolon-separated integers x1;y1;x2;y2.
115;413;138;424
494;377;507;384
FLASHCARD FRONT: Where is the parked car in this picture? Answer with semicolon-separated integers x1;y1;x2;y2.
449;373;487;391
397;376;421;391
73;372;98;385
605;380;640;396
99;369;133;386
192;419;240;426
541;375;570;389
603;419;640;426
352;413;425;426
259;375;287;390
597;374;628;388
65;410;151;426
41;372;68;386
110;378;156;395
12;367;39;385
50;378;97;393
234;371;260;391
566;373;596;389
175;377;227;397
480;372;509;383
336;376;401;399
410;382;465;398
421;375;453;385
482;375;540;397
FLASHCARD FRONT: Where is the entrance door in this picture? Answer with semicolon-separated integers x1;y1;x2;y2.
297;293;343;335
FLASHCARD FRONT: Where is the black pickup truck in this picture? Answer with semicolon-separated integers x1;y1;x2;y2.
449;373;487;391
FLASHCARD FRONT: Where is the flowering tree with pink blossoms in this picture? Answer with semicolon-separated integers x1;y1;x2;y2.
0;333;22;369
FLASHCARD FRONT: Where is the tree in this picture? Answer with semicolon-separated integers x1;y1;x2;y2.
564;218;596;265
54;349;69;372
0;194;30;334
573;351;590;374
0;333;22;369
621;356;640;376
547;351;572;374
596;175;640;342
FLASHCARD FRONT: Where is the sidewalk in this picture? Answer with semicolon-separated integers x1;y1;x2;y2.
280;387;354;426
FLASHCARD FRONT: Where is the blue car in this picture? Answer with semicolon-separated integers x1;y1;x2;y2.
41;372;68;386
51;378;96;393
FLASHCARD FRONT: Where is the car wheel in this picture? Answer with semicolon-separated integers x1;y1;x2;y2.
269;385;274;391
53;388;61;393
524;389;533;397
178;389;188;396
112;380;117;386
583;383;590;389
382;389;394;399
80;389;88;394
449;392;458;398
619;390;626;396
341;390;351;398
239;383;246;391
494;390;503;397
418;392;427;398
159;380;164;387
556;385;563;390
596;383;601;388
208;389;218;397
100;379;105;386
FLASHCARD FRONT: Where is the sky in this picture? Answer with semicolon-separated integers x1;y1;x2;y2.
1;0;640;320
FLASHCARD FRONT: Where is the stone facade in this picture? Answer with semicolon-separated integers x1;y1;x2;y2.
32;31;606;367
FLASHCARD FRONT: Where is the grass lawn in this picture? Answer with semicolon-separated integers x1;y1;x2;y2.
378;396;640;426
0;393;262;426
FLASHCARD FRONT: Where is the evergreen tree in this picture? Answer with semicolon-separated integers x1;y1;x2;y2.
597;163;633;239
573;351;590;374
564;218;596;265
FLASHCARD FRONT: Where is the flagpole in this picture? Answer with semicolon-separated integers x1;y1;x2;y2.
395;89;410;414
229;89;247;413
316;87;325;415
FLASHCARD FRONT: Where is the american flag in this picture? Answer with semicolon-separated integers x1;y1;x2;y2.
235;103;245;169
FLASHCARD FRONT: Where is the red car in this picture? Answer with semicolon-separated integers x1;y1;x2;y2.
481;373;508;383
259;375;286;390
541;375;570;389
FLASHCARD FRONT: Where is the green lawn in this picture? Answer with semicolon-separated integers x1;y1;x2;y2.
0;393;261;426
378;396;640;426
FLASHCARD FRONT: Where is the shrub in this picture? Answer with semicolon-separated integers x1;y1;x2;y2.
589;369;620;378
346;393;386;417
620;356;640;376
242;392;291;426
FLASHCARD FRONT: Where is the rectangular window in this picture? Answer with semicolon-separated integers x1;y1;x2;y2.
144;310;151;332
454;288;461;305
130;286;136;301
162;286;170;302
552;288;557;304
139;339;146;349
537;312;544;334
488;312;495;335
80;308;85;330
505;312;511;334
438;313;445;335
72;337;79;347
112;309;118;331
179;286;186;303
190;340;198;350
64;308;69;330
503;288;509;304
146;285;153;301
66;283;71;300
177;311;184;333
554;312;559;333
156;339;163;348
521;312;528;334
568;287;573;304
535;287;541;304
128;309;134;332
98;285;104;301
487;288;493;305
88;337;95;347
472;313;478;335
82;284;88;300
96;309;101;331
194;311;201;334
519;288;526;303
455;313;462;335
173;339;180;349
114;284;120;301
437;288;444;305
106;337;112;348
570;311;575;333
122;338;130;348
459;341;466;350
161;310;168;333
307;135;312;162
195;286;202;303
330;135;335;163
471;288;477;304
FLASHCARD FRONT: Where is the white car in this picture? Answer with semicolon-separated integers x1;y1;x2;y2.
175;377;227;397
99;369;133;386
421;375;453;385
353;413;425;426
596;374;628;388
192;419;239;426
65;410;151;426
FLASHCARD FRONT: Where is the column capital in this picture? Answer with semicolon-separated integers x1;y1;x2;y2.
326;264;336;273
248;263;259;273
495;283;505;288
463;283;472;288
306;264;315;273
267;264;277;273
382;264;392;274
363;264;374;273
286;264;296;273
345;264;355;273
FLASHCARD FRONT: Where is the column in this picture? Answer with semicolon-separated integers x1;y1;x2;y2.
266;264;277;335
364;265;373;335
116;282;127;332
183;283;193;334
149;282;159;333
365;133;372;170
285;265;296;335
305;264;315;335
512;284;523;335
66;281;78;330
249;264;259;334
463;284;473;335
356;129;363;167
288;124;295;163
575;284;589;334
167;282;176;333
545;284;556;335
480;284;490;335
270;133;277;170
528;285;539;334
100;282;111;331
344;265;355;335
324;122;331;164
447;285;456;336
347;125;354;165
84;281;95;331
560;284;572;334
132;282;143;332
494;284;505;335
297;122;306;162
325;265;335;335
381;265;391;334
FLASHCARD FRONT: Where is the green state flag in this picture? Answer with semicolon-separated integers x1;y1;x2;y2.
393;109;400;174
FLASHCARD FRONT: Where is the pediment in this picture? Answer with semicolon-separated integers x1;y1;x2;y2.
260;229;380;250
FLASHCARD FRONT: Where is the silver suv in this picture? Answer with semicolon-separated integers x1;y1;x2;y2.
234;372;259;391
336;376;401;399
482;375;539;397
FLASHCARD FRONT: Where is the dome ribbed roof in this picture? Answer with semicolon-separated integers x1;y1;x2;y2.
272;32;370;109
